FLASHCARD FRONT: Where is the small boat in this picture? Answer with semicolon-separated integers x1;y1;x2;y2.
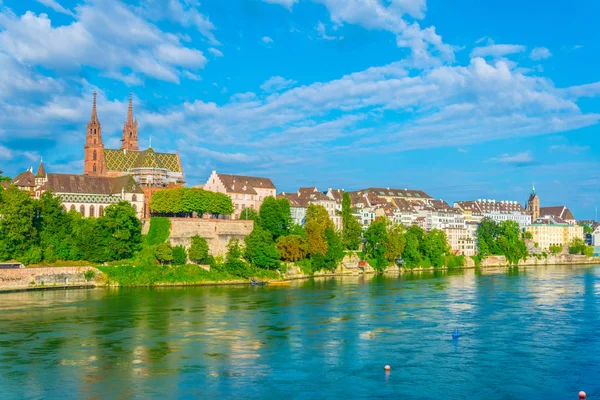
267;281;291;286
250;278;267;286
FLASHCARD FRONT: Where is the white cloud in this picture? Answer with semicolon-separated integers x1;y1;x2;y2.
209;47;223;57
489;151;534;165
260;76;297;92
36;0;74;16
470;44;526;58
315;21;342;41
140;0;220;45
564;82;600;98
262;36;274;44
0;1;208;83
0;144;13;160
530;47;552;60
264;0;452;63
549;144;589;154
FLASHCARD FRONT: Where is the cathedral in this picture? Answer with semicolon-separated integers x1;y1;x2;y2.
84;92;184;186
9;93;185;220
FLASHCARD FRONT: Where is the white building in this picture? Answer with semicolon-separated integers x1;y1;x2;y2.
279;187;342;230
454;199;531;230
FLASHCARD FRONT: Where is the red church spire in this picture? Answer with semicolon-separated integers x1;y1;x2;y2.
120;93;139;151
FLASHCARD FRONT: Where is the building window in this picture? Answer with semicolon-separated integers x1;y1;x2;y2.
99;206;104;216
80;205;85;216
93;164;97;172
235;204;239;209
132;194;137;202
70;205;76;212
93;150;97;161
133;204;137;212
89;205;95;218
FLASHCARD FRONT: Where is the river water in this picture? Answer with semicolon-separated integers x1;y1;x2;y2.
1;265;599;399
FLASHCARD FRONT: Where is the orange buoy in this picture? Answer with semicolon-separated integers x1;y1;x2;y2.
384;365;391;371
579;391;586;399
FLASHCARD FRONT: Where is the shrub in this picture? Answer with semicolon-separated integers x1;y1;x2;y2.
188;235;211;265
83;270;96;281
154;242;173;265
445;254;465;269
172;245;187;265
276;235;308;262
549;245;562;255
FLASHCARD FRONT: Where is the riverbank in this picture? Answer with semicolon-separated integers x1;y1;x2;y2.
1;255;599;292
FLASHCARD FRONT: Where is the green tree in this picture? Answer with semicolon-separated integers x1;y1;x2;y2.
188;235;211;264
147;217;171;245
569;238;588;255
100;201;142;261
324;228;345;271
476;218;501;256
305;204;333;256
0;170;11;183
341;192;362;250
37;191;74;262
385;223;406;263
172;245;187;265
522;231;533;240
223;239;253;278
0;186;37;261
364;218;388;270
289;224;307;238
421;229;449;268
497;220;527;265
403;225;425;268
155;242;173;264
258;197;292;239
549;245;563;255
239;207;259;221
584;245;594;257
244;225;280;269
276;234;308;262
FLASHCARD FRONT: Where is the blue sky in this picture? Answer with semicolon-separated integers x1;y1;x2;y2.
0;0;599;219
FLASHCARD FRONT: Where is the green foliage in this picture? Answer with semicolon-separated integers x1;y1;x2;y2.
569;238;588;255
549;245;562;255
188;235;211;264
150;187;233;216
276;234;308;262
147;217;171;245
219;239;253;278
99;264;233;286
341;192;362;250
98;202;143;261
445;254;465;269
522;231;533;240
364;218;388;270
476;218;527;266
476;218;501;256
0;174;11;183
258;197;292;239
305;204;333;256
403;225;425;268
584;245;594;258
244;226;280;269
497;220;528;265
239;207;259;221
289;224;307;238
385;223;406;262
172;245;187;265
154;242;173;264
0;186;37;261
421;229;449;268
18;246;43;265
83;270;96;281
323;228;345;271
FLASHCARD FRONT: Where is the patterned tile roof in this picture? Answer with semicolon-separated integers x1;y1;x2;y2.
104;148;181;173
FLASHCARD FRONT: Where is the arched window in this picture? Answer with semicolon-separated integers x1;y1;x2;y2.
99;206;104;216
133;204;137;212
132;194;137;202
62;205;67;212
70;204;76;211
93;128;96;135
80;205;85;217
93;164;97;172
94;139;96;145
129;132;133;138
89;205;95;218
93;150;97;161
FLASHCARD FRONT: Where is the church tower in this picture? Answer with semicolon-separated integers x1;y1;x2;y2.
84;92;106;176
120;93;139;152
526;184;540;221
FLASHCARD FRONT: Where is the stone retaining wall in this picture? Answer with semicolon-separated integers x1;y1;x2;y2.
0;267;99;291
168;218;254;257
465;254;600;268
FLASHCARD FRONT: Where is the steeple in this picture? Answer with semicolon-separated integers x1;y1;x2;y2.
84;91;105;176
120;93;139;152
36;157;46;178
531;182;536;195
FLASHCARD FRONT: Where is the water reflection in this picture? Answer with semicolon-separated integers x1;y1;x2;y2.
0;265;599;399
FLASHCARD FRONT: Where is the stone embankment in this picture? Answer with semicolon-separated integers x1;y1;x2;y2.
465;254;600;268
0;267;100;292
